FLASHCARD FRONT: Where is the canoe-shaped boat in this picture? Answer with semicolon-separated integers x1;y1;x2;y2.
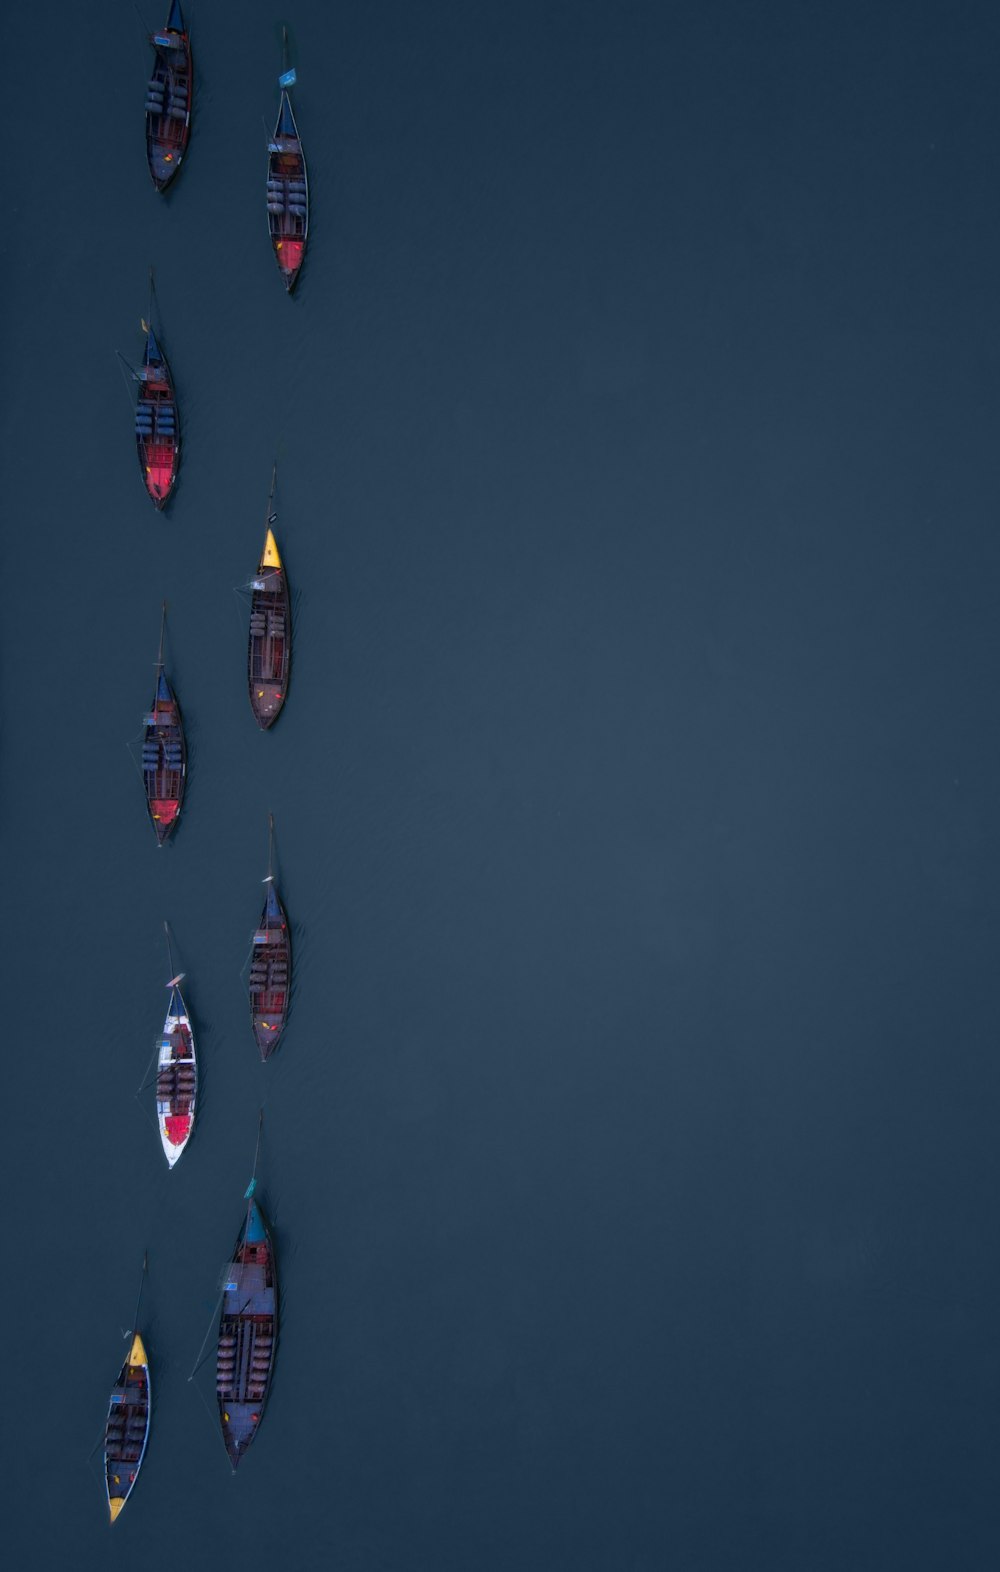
266;68;308;292
104;1333;150;1522
141;609;186;845
156;978;196;1167
250;880;291;1059
216;1194;278;1470
134;320;180;509
145;0;192;191
248;471;291;728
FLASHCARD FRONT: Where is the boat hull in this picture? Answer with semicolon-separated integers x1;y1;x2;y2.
216;1201;278;1469
104;1334;150;1522
248;532;291;729
267;92;308;292
145;4;192;190
249;883;290;1059
142;669;186;845
155;986;196;1167
135;326;180;509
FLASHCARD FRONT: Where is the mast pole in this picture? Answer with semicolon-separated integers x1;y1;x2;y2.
129;1251;149;1338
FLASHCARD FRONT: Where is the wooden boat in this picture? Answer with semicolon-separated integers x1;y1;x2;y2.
248;467;291;729
103;1261;150;1522
145;0;192;191
155;933;196;1167
141;606;186;846
133;316;180;509
249;816;291;1059
216;1187;278;1470
266;40;308;292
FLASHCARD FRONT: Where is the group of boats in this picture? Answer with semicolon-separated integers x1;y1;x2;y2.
105;1180;279;1518
139;484;290;847
145;1;308;290
102;3;305;1521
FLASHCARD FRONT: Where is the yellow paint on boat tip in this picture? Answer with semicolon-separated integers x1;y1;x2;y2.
262;529;282;569
109;1497;125;1523
128;1333;147;1368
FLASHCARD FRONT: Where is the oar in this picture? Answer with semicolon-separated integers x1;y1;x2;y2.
188;1284;225;1380
264;814;275;884
115;353;142;419
134;1034;159;1098
164;920;185;990
155;600;167;671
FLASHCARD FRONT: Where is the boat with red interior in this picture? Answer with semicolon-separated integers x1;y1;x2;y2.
145;0;192;191
132;314;180;509
248;466;291;729
141;605;186;846
266;38;308;292
155;926;196;1168
249;816;291;1058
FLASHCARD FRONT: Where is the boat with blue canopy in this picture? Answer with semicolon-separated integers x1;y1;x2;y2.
266;33;308;291
131;310;180;510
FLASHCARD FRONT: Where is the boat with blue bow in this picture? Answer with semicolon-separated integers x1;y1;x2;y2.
216;1186;278;1470
145;0;192;191
266;37;308;292
133;314;180;509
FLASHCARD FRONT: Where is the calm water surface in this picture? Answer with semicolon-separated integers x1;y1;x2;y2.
3;3;1000;1568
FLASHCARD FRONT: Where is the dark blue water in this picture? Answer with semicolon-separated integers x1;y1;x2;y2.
4;2;1000;1566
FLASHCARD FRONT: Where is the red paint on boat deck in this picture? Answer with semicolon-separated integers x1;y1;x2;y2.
277;239;304;276
165;1114;191;1145
145;443;175;502
152;798;180;825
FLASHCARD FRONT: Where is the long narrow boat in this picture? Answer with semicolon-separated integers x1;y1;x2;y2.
133;316;180;509
266;40;308;292
145;0;192;191
155;932;196;1167
216;1186;278;1470
249;816;291;1058
141;606;186;846
103;1260;150;1522
248;467;291;729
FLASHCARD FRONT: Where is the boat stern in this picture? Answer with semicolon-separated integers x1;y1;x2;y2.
252;682;286;728
151;800;182;844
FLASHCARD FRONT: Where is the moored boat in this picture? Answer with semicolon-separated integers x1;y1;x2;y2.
145;0;192;190
141;605;186;846
249;816;291;1059
216;1185;278;1470
266;38;308;292
103;1260;150;1522
248;466;291;729
133;315;180;509
155;928;196;1167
